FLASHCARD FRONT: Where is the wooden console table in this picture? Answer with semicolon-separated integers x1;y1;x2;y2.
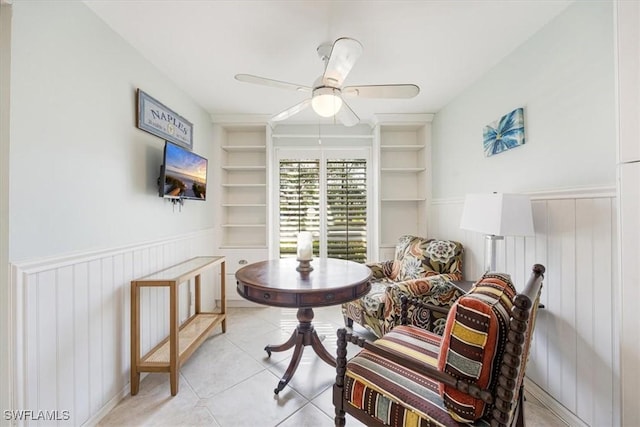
130;256;226;396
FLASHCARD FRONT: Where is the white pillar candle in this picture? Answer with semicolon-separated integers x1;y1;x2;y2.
297;231;313;260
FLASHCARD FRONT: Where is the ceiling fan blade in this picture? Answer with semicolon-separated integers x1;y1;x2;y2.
235;74;311;93
343;84;420;99
335;99;359;127
322;38;363;87
271;98;311;122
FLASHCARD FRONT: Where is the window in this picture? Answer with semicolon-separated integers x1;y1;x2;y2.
276;149;370;263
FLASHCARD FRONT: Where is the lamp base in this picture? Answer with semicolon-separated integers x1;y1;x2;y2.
296;259;313;272
484;234;504;272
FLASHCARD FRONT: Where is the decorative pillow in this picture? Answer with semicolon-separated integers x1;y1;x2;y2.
437;273;516;422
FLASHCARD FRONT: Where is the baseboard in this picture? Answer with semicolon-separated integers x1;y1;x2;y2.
81;382;129;427
222;299;262;308
524;378;588;427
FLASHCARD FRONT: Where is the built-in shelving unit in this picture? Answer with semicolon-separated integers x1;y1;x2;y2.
214;121;271;304
219;126;268;249
375;115;432;260
212;117;431;296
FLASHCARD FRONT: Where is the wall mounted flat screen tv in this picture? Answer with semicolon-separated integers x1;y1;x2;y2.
159;141;208;200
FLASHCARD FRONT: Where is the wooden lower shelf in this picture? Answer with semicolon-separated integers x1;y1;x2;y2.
141;313;225;367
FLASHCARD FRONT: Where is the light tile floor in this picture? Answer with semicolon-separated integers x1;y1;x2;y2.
99;306;567;426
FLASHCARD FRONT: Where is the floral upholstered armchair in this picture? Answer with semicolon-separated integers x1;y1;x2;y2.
341;235;465;338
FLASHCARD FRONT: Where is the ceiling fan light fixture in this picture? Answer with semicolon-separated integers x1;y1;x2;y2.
311;87;343;117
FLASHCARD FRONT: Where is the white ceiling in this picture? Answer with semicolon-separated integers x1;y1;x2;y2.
85;0;572;124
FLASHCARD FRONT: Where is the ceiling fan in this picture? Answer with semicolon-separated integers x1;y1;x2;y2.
235;37;420;126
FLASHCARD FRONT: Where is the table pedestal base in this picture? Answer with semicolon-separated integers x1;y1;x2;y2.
265;307;336;394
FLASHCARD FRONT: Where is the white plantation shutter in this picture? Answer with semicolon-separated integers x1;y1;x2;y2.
278;156;368;263
326;160;367;262
279;160;321;258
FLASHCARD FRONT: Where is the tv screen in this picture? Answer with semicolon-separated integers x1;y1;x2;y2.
159;141;208;200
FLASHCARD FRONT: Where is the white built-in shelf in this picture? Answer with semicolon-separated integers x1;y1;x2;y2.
381;167;426;172
221;165;266;171
219;124;269;250
221;183;266;188
222;203;267;207
221;145;266;152
272;133;374;139
380;145;425;151
378;121;430;253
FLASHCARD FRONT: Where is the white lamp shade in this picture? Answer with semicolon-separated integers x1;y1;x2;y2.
460;193;534;236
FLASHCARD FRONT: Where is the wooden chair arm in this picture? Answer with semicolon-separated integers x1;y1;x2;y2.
335;328;494;405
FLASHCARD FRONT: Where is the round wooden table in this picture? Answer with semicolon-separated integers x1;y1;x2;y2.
235;257;372;394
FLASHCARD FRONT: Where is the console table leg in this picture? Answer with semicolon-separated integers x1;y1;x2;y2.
170;370;178;396
131;372;140;396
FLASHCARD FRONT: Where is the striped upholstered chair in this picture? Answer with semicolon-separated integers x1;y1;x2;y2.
333;264;545;427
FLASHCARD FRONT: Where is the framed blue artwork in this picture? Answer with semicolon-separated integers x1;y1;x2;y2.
483;108;525;157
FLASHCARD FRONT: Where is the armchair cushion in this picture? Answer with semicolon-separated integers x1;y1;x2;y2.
438;273;517;422
344;326;466;426
383;276;465;335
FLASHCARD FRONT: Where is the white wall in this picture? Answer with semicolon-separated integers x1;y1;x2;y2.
431;192;617;427
6;2;218;425
431;0;616;199
10;231;216;427
1;4;13;426
9;1;216;261
430;2;618;426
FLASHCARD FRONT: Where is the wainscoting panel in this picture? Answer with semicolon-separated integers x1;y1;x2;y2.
430;189;616;426
10;229;216;426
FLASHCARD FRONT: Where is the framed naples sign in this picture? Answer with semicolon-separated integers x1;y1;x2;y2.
136;89;193;149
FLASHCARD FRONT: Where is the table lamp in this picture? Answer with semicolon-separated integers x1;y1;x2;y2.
459;193;534;272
